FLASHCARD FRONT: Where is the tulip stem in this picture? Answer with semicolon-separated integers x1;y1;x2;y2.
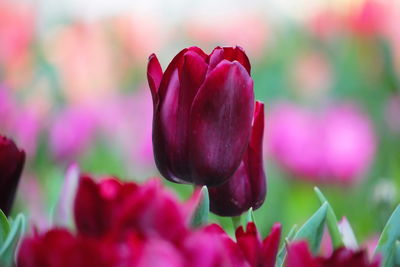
231;215;242;230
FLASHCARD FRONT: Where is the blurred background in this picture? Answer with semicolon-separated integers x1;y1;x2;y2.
2;0;400;252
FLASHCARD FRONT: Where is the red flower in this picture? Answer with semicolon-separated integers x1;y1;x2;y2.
147;46;255;186
209;101;266;216
17;229;117;267
286;241;380;267
0;135;25;216
235;222;281;267
74;176;190;243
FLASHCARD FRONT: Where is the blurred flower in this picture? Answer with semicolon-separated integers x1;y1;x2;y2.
209;102;266;217
286;241;380;267
307;8;343;41
347;0;388;37
0;135;25;216
53;164;80;228
321;105;376;184
267;103;376;184
148;46;255;186
290;51;333;99
96;88;155;177
49;106;97;162
74;176;190;242
17;174;49;231
13;107;41;157
20;175;283;266
267;103;322;180
235;222;281;267
110;13;167;64
47;22;117;105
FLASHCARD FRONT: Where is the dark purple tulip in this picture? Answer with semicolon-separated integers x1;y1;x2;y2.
147;46;255;186
209;102;266;216
0;135;25;216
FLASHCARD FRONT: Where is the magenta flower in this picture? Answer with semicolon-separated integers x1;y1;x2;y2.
209;101;266;216
147;46;255;186
286;241;380;267
235;222;281;267
0;135;25;216
321;105;376;184
49;107;97;162
267;103;375;184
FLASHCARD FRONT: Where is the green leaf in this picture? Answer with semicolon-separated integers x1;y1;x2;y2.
375;205;400;267
394;241;400;267
245;207;256;225
191;186;209;228
314;187;344;248
277;224;298;267
0;210;10;245
0;213;26;266
293;202;328;254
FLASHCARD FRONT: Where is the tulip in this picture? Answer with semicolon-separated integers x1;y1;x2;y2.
235;222;281;267
208;101;266;216
286;241;380;267
0;135;25;216
74;176;190;243
147;46;255;186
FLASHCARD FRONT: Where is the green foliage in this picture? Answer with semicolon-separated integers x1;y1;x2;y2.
375;205;400;267
191;186;209;228
314;187;344;248
0;213;26;267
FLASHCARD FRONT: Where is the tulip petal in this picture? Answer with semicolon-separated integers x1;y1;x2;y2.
286;241;319;267
74;176;108;237
209;46;251;74
189;60;254;186
147;54;163;105
261;223;282;267
153;50;208;183
247;101;266;209
235;222;261;267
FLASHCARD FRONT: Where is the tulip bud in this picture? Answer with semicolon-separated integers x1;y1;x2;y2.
147;46;255;186
0;135;25;216
209;102;266;217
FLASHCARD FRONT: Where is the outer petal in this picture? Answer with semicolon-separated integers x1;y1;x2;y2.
247;102;266;210
153;49;208;183
189;60;254;186
74;176;109;237
0;136;25;216
147;53;163;105
235;222;262;267
261;222;281;267
208;102;265;216
208;46;251;74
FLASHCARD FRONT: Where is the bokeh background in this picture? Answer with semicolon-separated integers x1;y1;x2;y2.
2;0;400;251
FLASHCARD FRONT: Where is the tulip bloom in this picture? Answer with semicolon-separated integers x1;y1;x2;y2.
235;222;281;267
209;101;266;216
147;46;255;186
0;135;25;216
286;241;380;267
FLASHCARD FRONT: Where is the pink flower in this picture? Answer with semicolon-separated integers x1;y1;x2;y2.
267;103;322;180
49;107;97;162
321;106;376;184
0;1;34;65
267;103;376;184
